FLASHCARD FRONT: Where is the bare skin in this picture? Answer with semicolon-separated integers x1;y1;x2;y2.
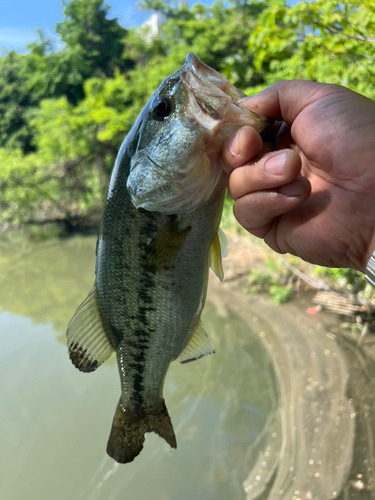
221;80;375;273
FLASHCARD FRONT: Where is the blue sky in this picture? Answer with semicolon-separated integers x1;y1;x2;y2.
0;0;300;53
0;0;215;52
0;0;165;52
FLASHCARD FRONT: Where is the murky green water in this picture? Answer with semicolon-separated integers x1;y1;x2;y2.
0;234;276;500
1;234;374;500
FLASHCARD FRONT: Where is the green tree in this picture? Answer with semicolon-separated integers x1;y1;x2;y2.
0;0;136;152
0;50;37;151
55;0;135;102
1;0;374;235
247;0;375;98
140;0;268;89
0;71;141;229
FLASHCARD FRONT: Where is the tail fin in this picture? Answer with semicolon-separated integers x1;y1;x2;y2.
106;399;177;464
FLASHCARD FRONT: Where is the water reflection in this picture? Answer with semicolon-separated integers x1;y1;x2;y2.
229;292;375;500
0;234;275;500
241;302;355;500
338;334;375;496
0;234;374;499
0;233;96;334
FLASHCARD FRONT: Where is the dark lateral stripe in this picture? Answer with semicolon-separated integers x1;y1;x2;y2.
130;216;159;407
130;331;148;406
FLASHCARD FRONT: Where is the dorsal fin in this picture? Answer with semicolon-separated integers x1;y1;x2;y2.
209;228;228;281
67;284;114;372
175;321;215;364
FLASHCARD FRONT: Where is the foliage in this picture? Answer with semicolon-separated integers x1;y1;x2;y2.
55;0;135;85
247;0;375;98
0;0;136;153
246;258;294;304
0;0;374;304
0;144;103;230
314;265;366;294
0;50;37;151
0;0;270;229
141;0;268;88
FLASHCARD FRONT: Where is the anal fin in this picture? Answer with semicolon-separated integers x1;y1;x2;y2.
175;321;215;364
66;284;114;372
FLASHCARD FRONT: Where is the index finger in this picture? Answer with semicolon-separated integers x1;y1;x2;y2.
221;125;263;174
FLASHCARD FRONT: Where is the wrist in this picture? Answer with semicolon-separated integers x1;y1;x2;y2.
365;251;375;287
364;235;375;286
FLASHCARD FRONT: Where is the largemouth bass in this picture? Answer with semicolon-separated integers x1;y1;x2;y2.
66;53;271;464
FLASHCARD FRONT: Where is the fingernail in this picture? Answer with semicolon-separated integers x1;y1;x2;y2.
229;131;241;156
279;181;302;197
265;153;286;176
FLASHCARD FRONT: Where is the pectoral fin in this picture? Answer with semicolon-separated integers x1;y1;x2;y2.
67;284;114;372
209;227;228;281
175;321;215;364
145;221;190;270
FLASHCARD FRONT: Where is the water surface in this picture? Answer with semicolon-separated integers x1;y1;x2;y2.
1;234;374;499
0;234;275;500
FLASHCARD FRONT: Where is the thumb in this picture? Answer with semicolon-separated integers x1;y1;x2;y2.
239;80;336;125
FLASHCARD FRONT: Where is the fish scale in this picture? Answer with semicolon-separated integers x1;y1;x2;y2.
66;53;272;463
98;181;170;412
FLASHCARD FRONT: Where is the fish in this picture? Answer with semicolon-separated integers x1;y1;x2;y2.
66;53;272;464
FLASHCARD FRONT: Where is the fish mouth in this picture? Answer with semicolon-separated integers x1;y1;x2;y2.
181;53;272;137
184;52;246;102
127;155;173;210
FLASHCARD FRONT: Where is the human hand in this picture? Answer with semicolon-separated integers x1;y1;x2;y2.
221;81;375;272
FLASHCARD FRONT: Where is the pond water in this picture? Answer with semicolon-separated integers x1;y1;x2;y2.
0;234;374;500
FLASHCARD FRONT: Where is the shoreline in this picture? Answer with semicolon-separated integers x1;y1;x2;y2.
221;228;375;340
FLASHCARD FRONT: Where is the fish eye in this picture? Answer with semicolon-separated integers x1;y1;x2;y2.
152;96;174;121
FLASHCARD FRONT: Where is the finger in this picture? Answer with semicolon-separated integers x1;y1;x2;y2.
221;125;263;174
238;80;336;125
228;149;302;200
233;177;311;239
261;142;273;155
